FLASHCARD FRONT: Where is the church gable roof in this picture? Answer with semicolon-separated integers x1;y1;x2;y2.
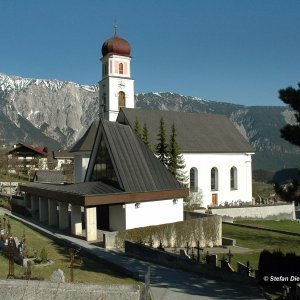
117;108;255;153
85;119;184;193
70;120;99;152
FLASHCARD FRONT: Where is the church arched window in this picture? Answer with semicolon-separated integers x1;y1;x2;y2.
119;63;123;74
190;167;198;192
211;167;218;191
118;91;126;110
230;167;238;190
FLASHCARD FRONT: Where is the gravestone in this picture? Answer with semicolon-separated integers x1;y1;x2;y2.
220;258;234;272
209;254;218;268
237;262;251;276
296;284;300;297
179;249;190;259
50;269;65;283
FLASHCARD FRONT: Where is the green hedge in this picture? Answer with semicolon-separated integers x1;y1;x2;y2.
115;216;221;248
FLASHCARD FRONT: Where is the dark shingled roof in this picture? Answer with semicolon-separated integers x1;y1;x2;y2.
86;119;183;193
24;181;122;196
21;119;187;205
117;108;254;153
70;120;99;152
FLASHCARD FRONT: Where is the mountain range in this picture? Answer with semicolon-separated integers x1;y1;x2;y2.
0;72;299;172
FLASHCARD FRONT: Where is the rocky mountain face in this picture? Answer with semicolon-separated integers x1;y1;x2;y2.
0;73;299;171
0;73;98;149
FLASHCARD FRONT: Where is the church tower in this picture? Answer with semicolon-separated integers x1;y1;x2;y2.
99;29;135;121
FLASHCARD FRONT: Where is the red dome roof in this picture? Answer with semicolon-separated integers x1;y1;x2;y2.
101;32;131;57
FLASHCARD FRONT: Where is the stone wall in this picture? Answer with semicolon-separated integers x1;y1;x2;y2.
0;280;140;300
206;203;296;220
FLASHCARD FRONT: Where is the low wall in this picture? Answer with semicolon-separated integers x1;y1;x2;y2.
11;196;25;207
125;240;256;284
208;203;295;220
0;280;140;300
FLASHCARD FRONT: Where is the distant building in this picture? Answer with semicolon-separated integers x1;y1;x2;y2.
7;143;48;173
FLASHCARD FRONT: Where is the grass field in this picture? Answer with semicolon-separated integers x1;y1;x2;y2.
0;216;137;284
235;219;300;234
222;222;300;271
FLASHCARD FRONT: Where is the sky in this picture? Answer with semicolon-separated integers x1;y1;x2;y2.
0;0;299;106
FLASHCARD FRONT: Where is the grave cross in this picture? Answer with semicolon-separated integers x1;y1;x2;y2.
69;248;80;283
194;241;203;263
227;250;233;263
7;238;16;279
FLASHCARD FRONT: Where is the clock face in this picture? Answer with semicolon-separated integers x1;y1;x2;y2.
118;80;125;89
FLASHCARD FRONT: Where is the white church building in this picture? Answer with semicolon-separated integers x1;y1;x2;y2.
20;30;254;241
74;30;254;208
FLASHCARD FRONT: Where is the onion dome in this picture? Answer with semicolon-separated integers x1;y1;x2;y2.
101;32;131;57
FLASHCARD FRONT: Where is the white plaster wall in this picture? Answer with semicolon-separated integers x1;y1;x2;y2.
109;204;126;231
125;198;183;230
99;54;135;122
184;153;253;208
106;77;135;122
74;155;90;183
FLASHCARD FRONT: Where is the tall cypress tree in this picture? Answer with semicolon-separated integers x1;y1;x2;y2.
155;117;168;165
142;123;151;148
167;123;187;185
133;117;141;138
279;82;300;147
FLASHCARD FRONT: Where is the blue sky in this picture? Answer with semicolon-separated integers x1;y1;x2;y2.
0;0;299;106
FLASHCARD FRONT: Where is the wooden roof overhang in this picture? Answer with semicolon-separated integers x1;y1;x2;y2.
20;185;189;207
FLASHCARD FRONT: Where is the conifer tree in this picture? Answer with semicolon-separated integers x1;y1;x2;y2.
275;83;300;204
278;82;300;147
155;117;168;165
133;117;141;138
167;123;187;185
142;123;151;148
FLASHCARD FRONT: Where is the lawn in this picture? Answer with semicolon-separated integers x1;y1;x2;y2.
235;219;300;234
222;222;300;271
0;216;137;284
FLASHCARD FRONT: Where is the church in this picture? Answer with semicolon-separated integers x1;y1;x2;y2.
73;30;254;207
20;30;254;242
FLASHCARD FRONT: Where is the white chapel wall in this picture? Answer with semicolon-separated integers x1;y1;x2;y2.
125;198;184;230
183;153;253;207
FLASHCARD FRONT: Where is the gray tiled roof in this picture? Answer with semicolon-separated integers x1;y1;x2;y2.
117;108;254;153
52;150;74;159
34;170;66;184
98;119;182;192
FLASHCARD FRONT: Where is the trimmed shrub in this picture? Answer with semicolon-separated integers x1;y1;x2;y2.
115;216;221;249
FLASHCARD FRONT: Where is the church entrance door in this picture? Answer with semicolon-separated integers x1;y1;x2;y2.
212;194;218;205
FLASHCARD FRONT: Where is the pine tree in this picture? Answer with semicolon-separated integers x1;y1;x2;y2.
155;117;168;165
276;83;300;204
167;123;187;185
133;117;141;138
278;82;300;147
142;123;151;148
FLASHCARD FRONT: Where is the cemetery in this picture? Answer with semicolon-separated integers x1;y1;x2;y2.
1;206;300;299
0;214;137;284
